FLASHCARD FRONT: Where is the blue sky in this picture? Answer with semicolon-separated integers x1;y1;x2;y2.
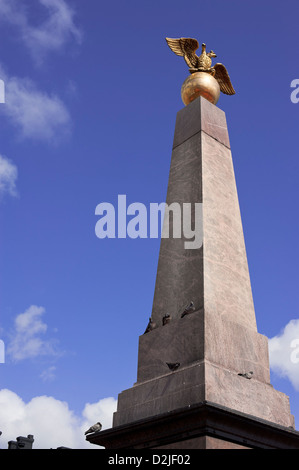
0;0;298;448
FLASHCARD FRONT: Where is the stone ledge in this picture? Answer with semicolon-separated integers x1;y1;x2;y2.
113;360;294;429
86;400;299;449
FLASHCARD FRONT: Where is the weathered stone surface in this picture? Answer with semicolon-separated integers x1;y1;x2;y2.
113;358;293;429
202;132;257;330
137;312;204;383
204;311;270;384
204;437;249;449
204;361;294;428
114;362;205;427
155;436;249;449
150;132;203;326
172;96;230;150
137;310;269;385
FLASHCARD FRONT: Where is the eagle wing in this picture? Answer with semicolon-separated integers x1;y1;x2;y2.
166;37;199;68
213;63;235;95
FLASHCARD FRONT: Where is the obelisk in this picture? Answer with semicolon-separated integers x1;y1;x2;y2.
87;38;299;449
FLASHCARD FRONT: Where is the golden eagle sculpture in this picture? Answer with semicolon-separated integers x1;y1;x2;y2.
166;37;235;105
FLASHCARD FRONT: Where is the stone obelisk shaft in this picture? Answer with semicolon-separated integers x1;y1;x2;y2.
151;96;256;331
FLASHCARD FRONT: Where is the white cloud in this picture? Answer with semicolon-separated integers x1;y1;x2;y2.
0;0;82;64
268;319;299;391
7;305;60;362
0;389;117;449
0;154;18;198
3;73;71;143
40;366;57;383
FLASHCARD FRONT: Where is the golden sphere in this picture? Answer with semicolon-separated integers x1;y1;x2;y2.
181;72;220;106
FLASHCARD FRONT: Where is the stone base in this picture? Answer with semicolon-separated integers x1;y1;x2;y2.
112;312;294;430
86;401;299;449
113;359;294;430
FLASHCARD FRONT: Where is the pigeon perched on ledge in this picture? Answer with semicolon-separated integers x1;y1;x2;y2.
144;317;157;334
85;422;102;435
163;314;172;325
166;362;180;371
238;371;253;380
181;301;196;318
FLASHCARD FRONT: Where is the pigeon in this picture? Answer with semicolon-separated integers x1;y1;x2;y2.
163;314;172;325
144;317;157;334
181;301;196;318
166;362;180;371
238;371;253;380
85;422;102;435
